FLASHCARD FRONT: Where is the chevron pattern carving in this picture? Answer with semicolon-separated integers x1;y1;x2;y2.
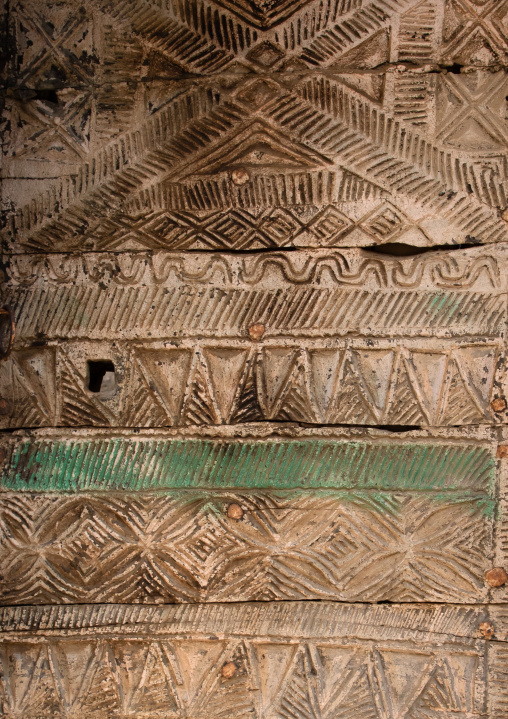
3;0;508;251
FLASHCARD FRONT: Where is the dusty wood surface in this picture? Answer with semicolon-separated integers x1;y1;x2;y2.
1;246;507;428
2;0;508;716
0;425;507;605
0;488;498;604
0;602;507;718
3;1;508;252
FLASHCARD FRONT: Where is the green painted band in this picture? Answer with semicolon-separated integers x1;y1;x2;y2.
2;437;495;493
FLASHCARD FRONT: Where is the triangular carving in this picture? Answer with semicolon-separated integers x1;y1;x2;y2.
315;645;357;709
229;358;264;423
253;643;299;713
176;122;332;179
389;359;427;425
440;358;484;425
351;349;395;418
172;640;225;709
135;348;193;424
378;650;432;718
445;654;477;712
452;28;500;66
443;0;469;43
202;641;255;717
334;357;378;424
204;348;249;423
454;346;496;407
276;647;319;719
446;114;504;149
3;644;62;715
128;643;179;713
51;641;96;710
23;646;62;716
144;49;188;80
330;29;390;71
407;351;448;424
308;349;343;421
407;660;462;715
78;644;120;717
278;364;314;422
322;657;377;719
181;356;218;426
12;348;57;424
257;347;298;418
123;358;171;427
335;72;386;103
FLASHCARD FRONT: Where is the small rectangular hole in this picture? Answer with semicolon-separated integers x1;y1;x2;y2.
88;360;115;393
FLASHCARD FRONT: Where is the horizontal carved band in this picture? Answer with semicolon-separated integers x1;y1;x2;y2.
0;602;506;718
3;248;506;429
4;248;506;340
0;426;496;492
0;489;497;605
2;426;506;604
1;340;504;428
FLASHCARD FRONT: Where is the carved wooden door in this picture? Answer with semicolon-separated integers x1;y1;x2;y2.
1;0;507;716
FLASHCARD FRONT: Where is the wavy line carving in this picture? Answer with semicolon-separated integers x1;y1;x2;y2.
5;249;503;289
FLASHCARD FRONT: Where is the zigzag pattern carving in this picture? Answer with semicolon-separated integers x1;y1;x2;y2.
7;247;503;287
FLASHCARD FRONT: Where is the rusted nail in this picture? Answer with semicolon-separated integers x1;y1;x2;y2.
231;168;250;186
227;503;244;520
491;397;506;412
0;399;10;415
485;567;508;587
221;661;237;679
248;323;265;340
478;622;495;640
497;445;508;458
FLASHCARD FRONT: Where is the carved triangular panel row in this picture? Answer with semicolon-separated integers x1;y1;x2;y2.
3;343;500;428
0;638;476;718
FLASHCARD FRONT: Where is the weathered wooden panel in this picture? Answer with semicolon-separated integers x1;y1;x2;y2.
0;489;496;604
0;425;506;604
2;247;507;428
2;1;508;715
5;247;507;340
3;1;508;252
0;425;495;491
0;601;506;718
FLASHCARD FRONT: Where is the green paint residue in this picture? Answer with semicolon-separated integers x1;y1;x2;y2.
3;438;495;495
